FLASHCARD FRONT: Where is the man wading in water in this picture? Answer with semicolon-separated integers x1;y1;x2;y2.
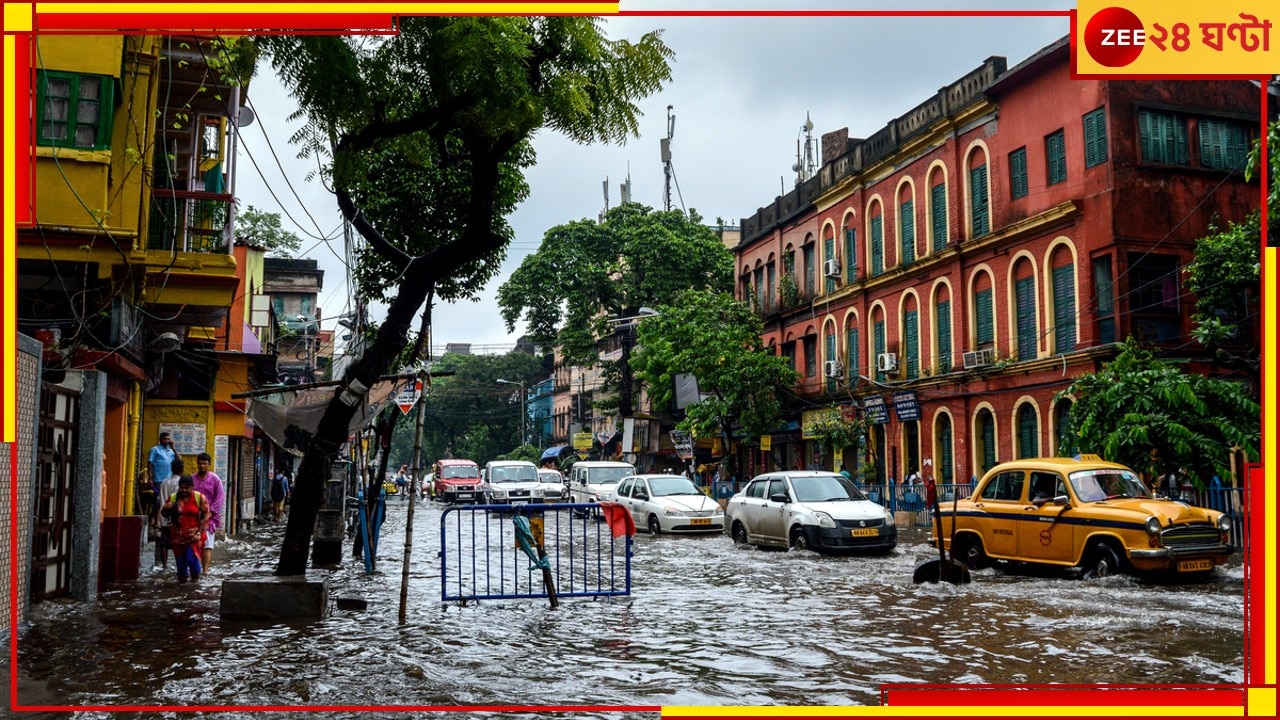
162;475;210;584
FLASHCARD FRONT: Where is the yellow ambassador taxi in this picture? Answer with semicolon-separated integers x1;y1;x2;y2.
943;456;1234;579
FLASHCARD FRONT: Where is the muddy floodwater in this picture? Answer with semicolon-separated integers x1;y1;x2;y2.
7;499;1245;718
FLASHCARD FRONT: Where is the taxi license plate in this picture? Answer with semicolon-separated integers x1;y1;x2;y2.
851;528;878;537
690;518;711;525
1178;559;1213;572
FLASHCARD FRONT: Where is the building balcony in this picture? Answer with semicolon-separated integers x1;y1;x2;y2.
148;189;233;254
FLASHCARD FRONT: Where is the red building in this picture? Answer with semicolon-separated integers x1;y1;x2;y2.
734;37;1264;486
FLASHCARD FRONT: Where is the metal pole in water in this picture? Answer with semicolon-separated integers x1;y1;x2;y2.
399;370;428;625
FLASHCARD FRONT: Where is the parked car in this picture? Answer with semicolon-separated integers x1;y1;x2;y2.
942;455;1234;579
725;471;896;554
567;460;636;505
432;459;483;504
482;460;544;505
537;468;569;502
613;474;724;535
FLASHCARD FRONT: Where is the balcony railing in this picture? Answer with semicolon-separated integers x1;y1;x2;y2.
148;189;233;253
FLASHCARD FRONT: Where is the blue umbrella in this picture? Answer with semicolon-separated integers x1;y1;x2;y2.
541;445;568;461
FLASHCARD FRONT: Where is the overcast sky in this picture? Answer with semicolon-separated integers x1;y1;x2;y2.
232;3;1071;355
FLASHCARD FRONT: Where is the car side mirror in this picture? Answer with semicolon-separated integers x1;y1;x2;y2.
1053;494;1070;507
769;493;789;504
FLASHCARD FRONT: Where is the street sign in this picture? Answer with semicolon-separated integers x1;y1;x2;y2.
573;431;594;450
396;379;423;415
670;430;694;461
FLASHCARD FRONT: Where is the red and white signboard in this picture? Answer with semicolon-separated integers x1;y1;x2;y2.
396;379;423;415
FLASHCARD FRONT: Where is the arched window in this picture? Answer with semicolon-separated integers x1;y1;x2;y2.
973;271;995;351
1017;404;1039;458
873;310;887;382
969;149;990;239
845;317;860;387
929;168;948;252
1054;398;1076;457
1051;247;1077;353
903;301;919;380
899;186;916;266
870;202;885;277
823;229;837;294
935;414;954;484
1014;259;1038;360
934;288;952;373
842;218;858;284
977;409;997;473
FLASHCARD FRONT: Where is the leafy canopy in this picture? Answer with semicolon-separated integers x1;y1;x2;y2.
235;205;303;256
498;202;734;367
631;289;799;440
1057;337;1259;484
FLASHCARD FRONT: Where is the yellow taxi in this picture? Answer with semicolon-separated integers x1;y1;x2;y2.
943;455;1234;579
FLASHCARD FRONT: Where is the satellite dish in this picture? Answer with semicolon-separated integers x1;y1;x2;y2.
150;332;181;354
237;106;256;127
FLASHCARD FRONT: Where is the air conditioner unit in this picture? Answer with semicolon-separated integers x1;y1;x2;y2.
962;349;993;369
823;360;843;379
876;352;898;373
823;259;842;279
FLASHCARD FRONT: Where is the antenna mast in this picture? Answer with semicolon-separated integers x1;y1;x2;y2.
793;112;818;186
661;105;675;211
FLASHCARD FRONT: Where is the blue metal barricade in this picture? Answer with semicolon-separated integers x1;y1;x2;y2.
439;503;633;603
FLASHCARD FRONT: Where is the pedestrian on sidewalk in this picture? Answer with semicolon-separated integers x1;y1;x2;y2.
162;475;209;584
151;457;185;572
191;452;225;571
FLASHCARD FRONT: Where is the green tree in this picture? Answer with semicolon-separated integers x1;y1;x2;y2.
498;202;733;418
1184;214;1260;371
257;18;673;574
1057;337;1259;485
630;289;799;473
234;205;304;256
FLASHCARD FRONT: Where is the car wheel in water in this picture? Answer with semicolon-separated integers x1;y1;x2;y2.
647;515;662;535
954;536;988;569
791;527;811;552
1082;542;1122;580
730;521;749;546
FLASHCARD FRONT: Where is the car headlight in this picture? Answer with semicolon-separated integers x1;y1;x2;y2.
492;489;507;499
663;507;682;516
883;508;895;526
1217;514;1232;532
1145;517;1161;535
814;511;837;529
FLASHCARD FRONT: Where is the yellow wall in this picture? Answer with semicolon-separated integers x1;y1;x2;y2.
142;400;213;473
32;36;159;248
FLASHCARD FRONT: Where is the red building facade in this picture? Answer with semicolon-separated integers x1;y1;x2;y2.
735;38;1263;486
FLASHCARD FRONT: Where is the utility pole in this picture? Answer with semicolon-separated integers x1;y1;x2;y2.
661;105;675;211
497;378;528;447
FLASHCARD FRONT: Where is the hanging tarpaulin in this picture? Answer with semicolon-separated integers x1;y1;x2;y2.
247;378;408;456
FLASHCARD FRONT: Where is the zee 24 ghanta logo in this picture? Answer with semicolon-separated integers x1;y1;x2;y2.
1083;5;1271;68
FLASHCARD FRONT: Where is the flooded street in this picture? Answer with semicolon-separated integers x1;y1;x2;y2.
8;499;1244;716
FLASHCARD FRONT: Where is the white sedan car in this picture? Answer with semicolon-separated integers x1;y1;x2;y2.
725;471;896;554
612;474;724;535
537;468;569;502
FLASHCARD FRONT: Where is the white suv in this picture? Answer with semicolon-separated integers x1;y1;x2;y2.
482;460;544;505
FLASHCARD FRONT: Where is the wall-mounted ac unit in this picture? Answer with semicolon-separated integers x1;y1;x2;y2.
876;352;898;373
962;349;993;369
823;259;841;279
823;360;843;379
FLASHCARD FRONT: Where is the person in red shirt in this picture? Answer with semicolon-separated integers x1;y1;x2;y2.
162;475;210;584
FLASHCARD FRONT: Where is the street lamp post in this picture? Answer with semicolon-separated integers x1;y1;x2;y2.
496;378;527;447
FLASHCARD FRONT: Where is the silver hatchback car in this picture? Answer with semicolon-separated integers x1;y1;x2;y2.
725;471;896;554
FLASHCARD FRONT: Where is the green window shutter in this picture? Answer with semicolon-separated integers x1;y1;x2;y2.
970;164;989;238
803;245;815;296
844;227;857;282
1046;130;1066;185
1139;110;1155;161
824;237;836;293
825;332;837;392
272;296;284;318
938;419;954;483
1016;277;1037;360
36;70;115;150
846;327;859;385
900;199;915;266
904;310;919;380
1084;108;1108;168
1018;405;1039;458
766;263;776;310
1053;264;1077;353
871;216;884;276
930;183;948;252
981;413;996;471
976;288;994;347
936;300;951;372
1141;110;1188;164
1200;119;1249;171
874;320;886;382
1009;147;1028;199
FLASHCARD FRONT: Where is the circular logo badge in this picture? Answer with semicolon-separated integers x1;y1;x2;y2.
1084;7;1145;67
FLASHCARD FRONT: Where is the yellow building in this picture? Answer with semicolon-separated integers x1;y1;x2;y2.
18;34;264;590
